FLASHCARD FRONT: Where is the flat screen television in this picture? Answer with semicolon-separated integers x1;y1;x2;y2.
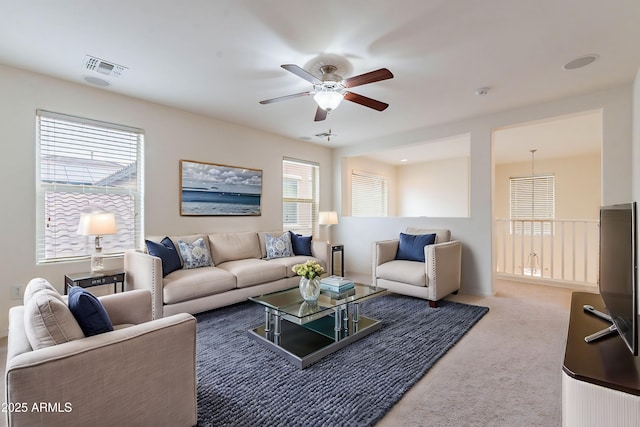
594;202;638;355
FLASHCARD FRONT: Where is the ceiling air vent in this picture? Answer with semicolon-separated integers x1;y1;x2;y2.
83;55;127;78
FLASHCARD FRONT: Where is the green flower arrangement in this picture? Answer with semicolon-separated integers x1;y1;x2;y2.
292;259;325;279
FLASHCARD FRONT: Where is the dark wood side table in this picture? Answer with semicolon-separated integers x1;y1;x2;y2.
331;244;344;277
64;269;125;295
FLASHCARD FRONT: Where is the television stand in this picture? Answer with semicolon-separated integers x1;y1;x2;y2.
563;293;640;427
582;304;618;343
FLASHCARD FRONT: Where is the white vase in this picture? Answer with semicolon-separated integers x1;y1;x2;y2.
299;276;321;302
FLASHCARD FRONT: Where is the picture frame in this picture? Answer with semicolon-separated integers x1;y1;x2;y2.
180;160;262;216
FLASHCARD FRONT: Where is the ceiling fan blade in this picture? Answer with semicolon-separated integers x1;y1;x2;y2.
344;91;389;111
314;107;328;122
259;91;312;104
281;64;322;85
343;68;393;88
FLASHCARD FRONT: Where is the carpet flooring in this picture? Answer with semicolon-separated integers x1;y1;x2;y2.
195;293;489;427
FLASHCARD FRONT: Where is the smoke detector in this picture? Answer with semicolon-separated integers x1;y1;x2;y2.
83;55;127;78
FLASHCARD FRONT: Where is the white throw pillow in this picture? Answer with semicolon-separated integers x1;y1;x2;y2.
24;289;85;350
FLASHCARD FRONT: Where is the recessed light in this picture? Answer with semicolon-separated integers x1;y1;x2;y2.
400;159;409;163
563;54;599;70
83;76;110;87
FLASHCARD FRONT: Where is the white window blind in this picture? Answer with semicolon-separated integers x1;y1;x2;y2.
510;175;555;235
36;110;144;263
282;158;319;236
351;171;388;217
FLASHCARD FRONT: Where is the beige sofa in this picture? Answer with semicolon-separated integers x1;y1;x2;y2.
372;228;462;307
5;279;197;427
124;231;330;319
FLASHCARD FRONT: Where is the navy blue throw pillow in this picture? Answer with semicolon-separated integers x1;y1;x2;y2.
67;286;114;337
146;237;182;277
395;232;437;262
289;231;313;256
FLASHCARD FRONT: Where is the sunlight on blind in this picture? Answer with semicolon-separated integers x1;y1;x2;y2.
509;175;555;235
282;158;319;236
36;110;144;262
352;171;388;217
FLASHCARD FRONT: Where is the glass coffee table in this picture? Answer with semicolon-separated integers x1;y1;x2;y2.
248;283;386;368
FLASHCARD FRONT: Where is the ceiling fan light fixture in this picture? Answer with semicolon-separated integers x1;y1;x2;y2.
314;90;343;111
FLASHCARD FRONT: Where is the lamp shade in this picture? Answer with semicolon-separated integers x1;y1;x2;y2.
313;90;343;111
77;209;117;236
318;211;339;225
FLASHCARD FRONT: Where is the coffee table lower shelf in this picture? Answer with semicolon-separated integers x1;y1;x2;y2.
247;314;382;369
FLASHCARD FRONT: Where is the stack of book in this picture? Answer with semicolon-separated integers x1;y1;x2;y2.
320;275;355;294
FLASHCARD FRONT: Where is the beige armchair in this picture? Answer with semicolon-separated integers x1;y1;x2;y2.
372;228;462;307
5;283;197;427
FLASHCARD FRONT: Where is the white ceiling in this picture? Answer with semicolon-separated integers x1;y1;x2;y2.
0;0;638;163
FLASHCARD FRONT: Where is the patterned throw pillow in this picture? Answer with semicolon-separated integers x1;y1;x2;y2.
177;238;213;269
265;232;293;259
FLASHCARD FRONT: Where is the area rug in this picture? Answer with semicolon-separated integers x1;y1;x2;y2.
195;294;489;427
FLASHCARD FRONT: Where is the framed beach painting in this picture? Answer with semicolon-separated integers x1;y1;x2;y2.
180;160;262;216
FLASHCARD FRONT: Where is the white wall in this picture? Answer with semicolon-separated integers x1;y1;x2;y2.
332;85;633;298
0;64;333;335
397;156;469;217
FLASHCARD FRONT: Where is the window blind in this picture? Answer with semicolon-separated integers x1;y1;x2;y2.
351;171;388;217
509;175;555;235
282;158;319;236
36;110;144;262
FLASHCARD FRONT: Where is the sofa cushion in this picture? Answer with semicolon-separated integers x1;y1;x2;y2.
23;277;59;305
146;237;182;276
289;231;313;256
267;256;326;278
396;232;436;262
377;260;427;287
217;259;287;288
163;266;237;304
208;232;261;265
24;289;85;350
405;227;450;243
265;232;293;259
177;238;213;269
67;286;114;336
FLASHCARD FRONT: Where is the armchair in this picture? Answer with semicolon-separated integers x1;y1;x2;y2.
372;228;462;307
5;281;197;427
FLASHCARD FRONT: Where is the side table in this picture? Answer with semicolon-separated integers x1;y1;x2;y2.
331;244;344;277
64;269;125;295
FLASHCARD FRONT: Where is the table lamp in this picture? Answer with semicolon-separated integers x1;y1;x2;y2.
77;207;117;273
318;211;338;243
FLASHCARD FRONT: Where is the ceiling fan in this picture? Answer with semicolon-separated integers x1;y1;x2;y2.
259;64;393;121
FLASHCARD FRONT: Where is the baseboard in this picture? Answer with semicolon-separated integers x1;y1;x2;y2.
496;273;598;293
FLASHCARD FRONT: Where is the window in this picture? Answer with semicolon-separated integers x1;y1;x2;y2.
282;158;319;235
351;171;388;217
36;110;144;263
509;175;555;235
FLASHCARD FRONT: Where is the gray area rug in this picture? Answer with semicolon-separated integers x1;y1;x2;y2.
195;293;489;427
